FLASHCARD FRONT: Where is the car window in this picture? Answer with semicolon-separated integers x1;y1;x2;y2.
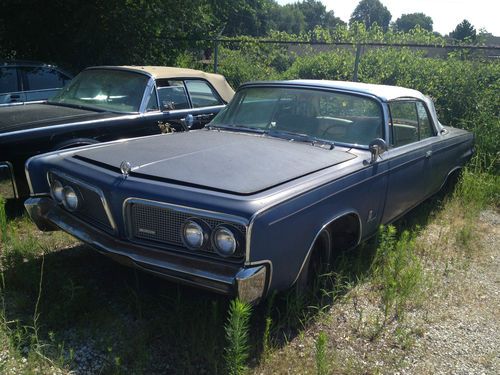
0;67;19;93
50;69;149;113
389;101;419;146
156;80;190;110
185;80;222;108
212;86;383;146
416;101;434;139
145;87;159;111
24;67;70;91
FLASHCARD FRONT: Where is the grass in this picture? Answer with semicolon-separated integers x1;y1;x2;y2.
0;159;498;374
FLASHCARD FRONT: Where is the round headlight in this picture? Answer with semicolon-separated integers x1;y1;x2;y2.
213;226;237;257
51;179;64;203
182;220;206;249
62;186;79;211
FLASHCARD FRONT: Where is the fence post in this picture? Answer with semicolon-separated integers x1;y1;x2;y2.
352;43;362;82
213;25;225;74
214;38;219;73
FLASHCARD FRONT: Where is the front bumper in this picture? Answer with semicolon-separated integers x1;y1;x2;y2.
25;197;268;304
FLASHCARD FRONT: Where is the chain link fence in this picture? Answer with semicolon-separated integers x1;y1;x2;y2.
176;38;500;89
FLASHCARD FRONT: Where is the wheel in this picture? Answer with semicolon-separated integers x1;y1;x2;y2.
294;228;332;296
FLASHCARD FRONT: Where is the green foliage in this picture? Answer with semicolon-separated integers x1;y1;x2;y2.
393;12;433;32
0;197;6;243
349;0;392;32
372;226;424;320
455;166;500;212
224;299;252;375
283;49;354;80
315;331;329;375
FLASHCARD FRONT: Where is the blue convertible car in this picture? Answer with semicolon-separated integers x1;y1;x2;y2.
24;80;474;303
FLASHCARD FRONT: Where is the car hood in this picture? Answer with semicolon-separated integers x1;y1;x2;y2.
0;103;118;134
74;130;357;195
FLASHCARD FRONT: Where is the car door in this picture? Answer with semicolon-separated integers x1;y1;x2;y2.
152;78;226;132
183;79;226;128
22;66;72;102
0;67;26;105
381;100;436;223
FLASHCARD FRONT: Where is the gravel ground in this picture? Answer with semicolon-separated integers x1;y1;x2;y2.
400;209;500;374
254;208;500;374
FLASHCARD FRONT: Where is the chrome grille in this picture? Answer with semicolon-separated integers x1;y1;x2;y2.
48;172;113;233
127;201;246;258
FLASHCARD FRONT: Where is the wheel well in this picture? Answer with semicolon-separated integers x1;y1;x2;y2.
327;213;361;252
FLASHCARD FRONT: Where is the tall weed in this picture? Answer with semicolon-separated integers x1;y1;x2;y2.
315;331;329;375
224;299;252;375
372;226;424;321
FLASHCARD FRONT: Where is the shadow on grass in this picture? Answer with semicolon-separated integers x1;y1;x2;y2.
0;188;452;374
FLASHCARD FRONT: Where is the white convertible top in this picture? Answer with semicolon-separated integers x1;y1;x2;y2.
267;79;444;130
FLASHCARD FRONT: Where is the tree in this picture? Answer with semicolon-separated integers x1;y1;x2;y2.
349;0;392;32
394;13;433;32
449;19;477;42
294;0;344;31
269;4;306;35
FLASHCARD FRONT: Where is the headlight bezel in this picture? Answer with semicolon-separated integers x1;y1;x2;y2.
51;178;64;203
181;218;210;250
62;185;80;211
211;225;240;258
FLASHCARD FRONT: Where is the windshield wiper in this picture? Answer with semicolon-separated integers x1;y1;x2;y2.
207;124;267;134
266;129;334;150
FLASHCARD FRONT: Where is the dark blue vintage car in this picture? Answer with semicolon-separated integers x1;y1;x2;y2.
24;80;474;303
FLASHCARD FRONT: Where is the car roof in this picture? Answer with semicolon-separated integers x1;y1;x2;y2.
239;79;444;130
87;65;235;103
242;79;428;102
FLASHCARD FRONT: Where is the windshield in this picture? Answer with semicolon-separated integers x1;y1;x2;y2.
49;69;149;113
211;86;384;146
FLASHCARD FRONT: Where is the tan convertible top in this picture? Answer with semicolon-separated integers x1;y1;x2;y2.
112;66;235;103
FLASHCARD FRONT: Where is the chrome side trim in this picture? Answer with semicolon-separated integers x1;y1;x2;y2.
48;170;117;232
1;113;139;139
290;210;363;286
0;161;19;198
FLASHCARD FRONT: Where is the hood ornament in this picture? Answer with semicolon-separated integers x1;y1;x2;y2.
120;161;132;177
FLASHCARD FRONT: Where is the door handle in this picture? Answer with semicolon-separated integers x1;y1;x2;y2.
425;150;433;159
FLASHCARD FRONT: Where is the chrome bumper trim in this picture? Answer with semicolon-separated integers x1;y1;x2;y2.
24;197;267;303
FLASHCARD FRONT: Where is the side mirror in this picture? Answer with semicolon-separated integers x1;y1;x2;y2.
368;138;388;164
180;114;194;130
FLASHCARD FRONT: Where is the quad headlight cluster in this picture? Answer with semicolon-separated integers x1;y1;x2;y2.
181;219;241;257
50;178;80;211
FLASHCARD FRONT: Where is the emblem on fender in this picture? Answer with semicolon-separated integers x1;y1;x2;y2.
120;161;132;177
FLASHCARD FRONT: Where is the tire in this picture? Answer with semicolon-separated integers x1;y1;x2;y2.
294;228;332;296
